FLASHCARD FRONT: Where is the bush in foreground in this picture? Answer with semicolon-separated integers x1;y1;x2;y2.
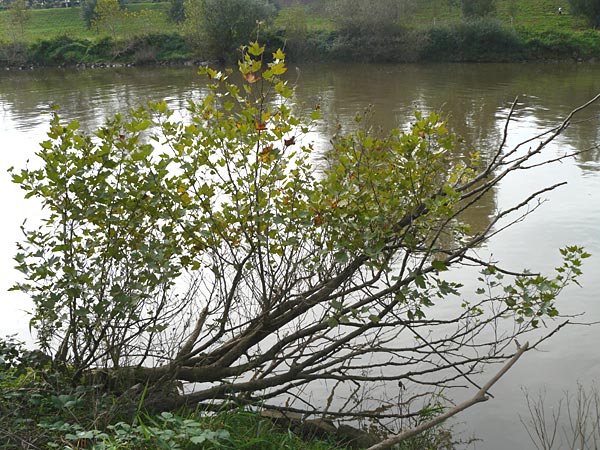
9;42;596;450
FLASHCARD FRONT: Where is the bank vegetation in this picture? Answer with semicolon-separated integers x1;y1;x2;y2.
1;0;600;67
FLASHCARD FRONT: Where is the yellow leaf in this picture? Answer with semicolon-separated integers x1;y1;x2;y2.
272;48;285;60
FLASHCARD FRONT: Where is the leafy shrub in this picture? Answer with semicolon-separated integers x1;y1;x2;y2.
568;0;600;29
423;19;525;61
40;412;231;449
141;33;190;61
86;36;115;61
27;35;90;65
521;29;600;60
183;0;277;61
329;28;428;63
302;29;336;61
81;0;125;29
116;33;191;63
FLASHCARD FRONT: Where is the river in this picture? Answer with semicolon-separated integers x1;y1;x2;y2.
1;62;599;449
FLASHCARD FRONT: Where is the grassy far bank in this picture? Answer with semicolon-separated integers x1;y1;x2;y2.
0;0;600;65
1;0;592;43
275;0;591;32
0;2;175;42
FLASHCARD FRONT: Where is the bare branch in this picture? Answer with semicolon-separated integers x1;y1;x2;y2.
367;342;530;450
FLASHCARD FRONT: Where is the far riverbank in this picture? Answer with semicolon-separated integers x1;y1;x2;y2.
2;24;600;69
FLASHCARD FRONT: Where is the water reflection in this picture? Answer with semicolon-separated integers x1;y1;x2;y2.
2;62;598;308
0;67;207;130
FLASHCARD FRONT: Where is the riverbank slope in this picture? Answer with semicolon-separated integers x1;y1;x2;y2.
1;0;600;67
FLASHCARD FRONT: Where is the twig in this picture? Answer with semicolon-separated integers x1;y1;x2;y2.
366;342;530;450
0;427;45;450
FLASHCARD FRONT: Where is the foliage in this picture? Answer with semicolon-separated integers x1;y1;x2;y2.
0;336;105;448
1;0;600;64
520;28;600;60
324;0;422;62
92;0;123;38
82;0;125;29
183;0;277;61
122;33;191;63
26;34;94;64
568;0;600;28
0;336;41;375
422;18;525;61
41;413;231;449
5;0;30;43
0;336;351;449
329;27;427;62
4;33;190;66
82;0;98;29
10;42;595;447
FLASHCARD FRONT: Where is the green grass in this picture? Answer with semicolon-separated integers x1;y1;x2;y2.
286;0;593;34
275;7;335;32
0;0;597;45
0;2;176;43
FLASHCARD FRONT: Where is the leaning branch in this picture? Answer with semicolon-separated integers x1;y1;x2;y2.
366;342;530;450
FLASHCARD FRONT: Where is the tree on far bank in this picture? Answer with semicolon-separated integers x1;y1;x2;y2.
92;0;122;37
568;0;600;28
183;0;276;61
82;0;125;29
6;0;30;43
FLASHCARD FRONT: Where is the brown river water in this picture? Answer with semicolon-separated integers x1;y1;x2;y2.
1;62;599;449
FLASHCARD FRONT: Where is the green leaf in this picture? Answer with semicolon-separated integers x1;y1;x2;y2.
334;250;348;264
368;314;380;323
247;41;264;57
269;61;287;76
431;260;447;271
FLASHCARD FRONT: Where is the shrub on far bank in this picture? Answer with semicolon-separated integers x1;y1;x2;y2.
27;35;98;65
422;18;525;61
568;0;600;29
313;18;527;63
115;33;190;64
329;28;427;63
521;28;600;60
183;0;277;62
9;33;190;67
